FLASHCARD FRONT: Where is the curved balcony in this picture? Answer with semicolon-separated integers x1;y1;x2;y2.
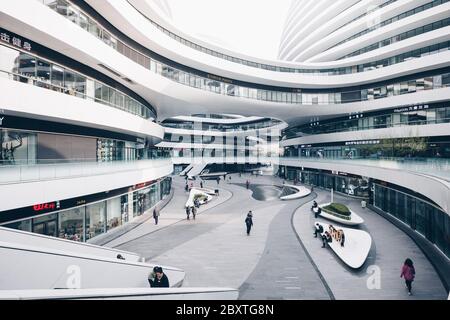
0;76;164;140
279;156;450;214
36;0;450;81
0;158;173;212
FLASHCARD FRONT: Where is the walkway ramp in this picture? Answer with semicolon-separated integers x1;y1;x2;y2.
0;226;141;261
179;164;193;176
0;227;185;290
187;163;208;178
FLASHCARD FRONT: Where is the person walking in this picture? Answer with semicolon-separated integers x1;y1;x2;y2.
246;180;250;189
200;181;204;188
216;177;220;185
153;206;160;225
245;211;253;236
185;206;191;220
401;258;416;295
192;206;197;220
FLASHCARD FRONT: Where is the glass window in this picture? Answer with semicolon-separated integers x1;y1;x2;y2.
88;18;102;39
58;207;84;241
33;213;58;237
107;197;121;231
74;73;86;96
64;68;77;95
79;11;89;30
101;84;109;103
85;201;106;240
67;4;79;24
36;59;50;80
3;219;32;232
415;201;427;236
94;81;102;101
16;53;36;81
51;64;64;88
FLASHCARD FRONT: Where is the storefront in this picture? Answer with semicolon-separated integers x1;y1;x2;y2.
282;166;370;198
1;177;172;242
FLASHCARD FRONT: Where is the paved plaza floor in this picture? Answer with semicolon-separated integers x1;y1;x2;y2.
110;173;447;300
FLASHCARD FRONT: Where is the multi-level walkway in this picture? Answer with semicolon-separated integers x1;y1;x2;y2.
108;174;447;300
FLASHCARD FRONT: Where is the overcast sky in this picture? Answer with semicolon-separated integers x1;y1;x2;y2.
164;0;292;60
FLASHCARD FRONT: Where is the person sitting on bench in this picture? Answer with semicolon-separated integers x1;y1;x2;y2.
322;231;332;248
315;206;321;218
314;223;324;238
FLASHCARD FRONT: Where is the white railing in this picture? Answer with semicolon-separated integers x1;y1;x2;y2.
0;158;172;184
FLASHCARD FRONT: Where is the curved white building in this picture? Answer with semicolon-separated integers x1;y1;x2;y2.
0;0;448;292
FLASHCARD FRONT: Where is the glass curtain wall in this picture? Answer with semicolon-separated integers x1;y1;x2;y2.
0;44;154;119
373;183;449;258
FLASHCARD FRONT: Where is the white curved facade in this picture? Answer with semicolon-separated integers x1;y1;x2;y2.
0;0;448;263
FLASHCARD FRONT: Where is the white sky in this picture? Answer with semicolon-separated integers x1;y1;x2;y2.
164;0;292;60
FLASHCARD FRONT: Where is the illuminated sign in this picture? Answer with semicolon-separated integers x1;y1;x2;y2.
33;201;59;212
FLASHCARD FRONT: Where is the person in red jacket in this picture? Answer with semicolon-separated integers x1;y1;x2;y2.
400;258;416;296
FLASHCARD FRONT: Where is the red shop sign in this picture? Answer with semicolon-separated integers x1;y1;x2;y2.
33;202;56;212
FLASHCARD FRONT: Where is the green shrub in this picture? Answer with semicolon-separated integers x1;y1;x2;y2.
323;203;351;216
194;194;208;202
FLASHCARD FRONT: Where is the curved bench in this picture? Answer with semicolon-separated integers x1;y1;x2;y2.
280;184;311;200
185;188;213;208
317;222;372;269
316;202;364;226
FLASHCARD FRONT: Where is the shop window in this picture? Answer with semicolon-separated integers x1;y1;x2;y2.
59;207;84;241
51;64;64;88
107;197;122;231
36;59;51;88
85;201;106;240
33;213;58;237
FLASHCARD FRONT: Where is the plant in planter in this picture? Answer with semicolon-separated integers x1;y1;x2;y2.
194;194;208;203
322;203;352;219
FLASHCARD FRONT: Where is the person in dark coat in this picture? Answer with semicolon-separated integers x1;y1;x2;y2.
153;207;160;225
313;223;323;238
185;206;191;220
192;206;197;220
148;266;169;287
322;231;332;248
245;211;253;236
200;181;204;188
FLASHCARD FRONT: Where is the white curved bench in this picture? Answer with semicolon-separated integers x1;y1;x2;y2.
185;188;213;208
317;222;372;269
280;184;311;200
316;202;364;226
